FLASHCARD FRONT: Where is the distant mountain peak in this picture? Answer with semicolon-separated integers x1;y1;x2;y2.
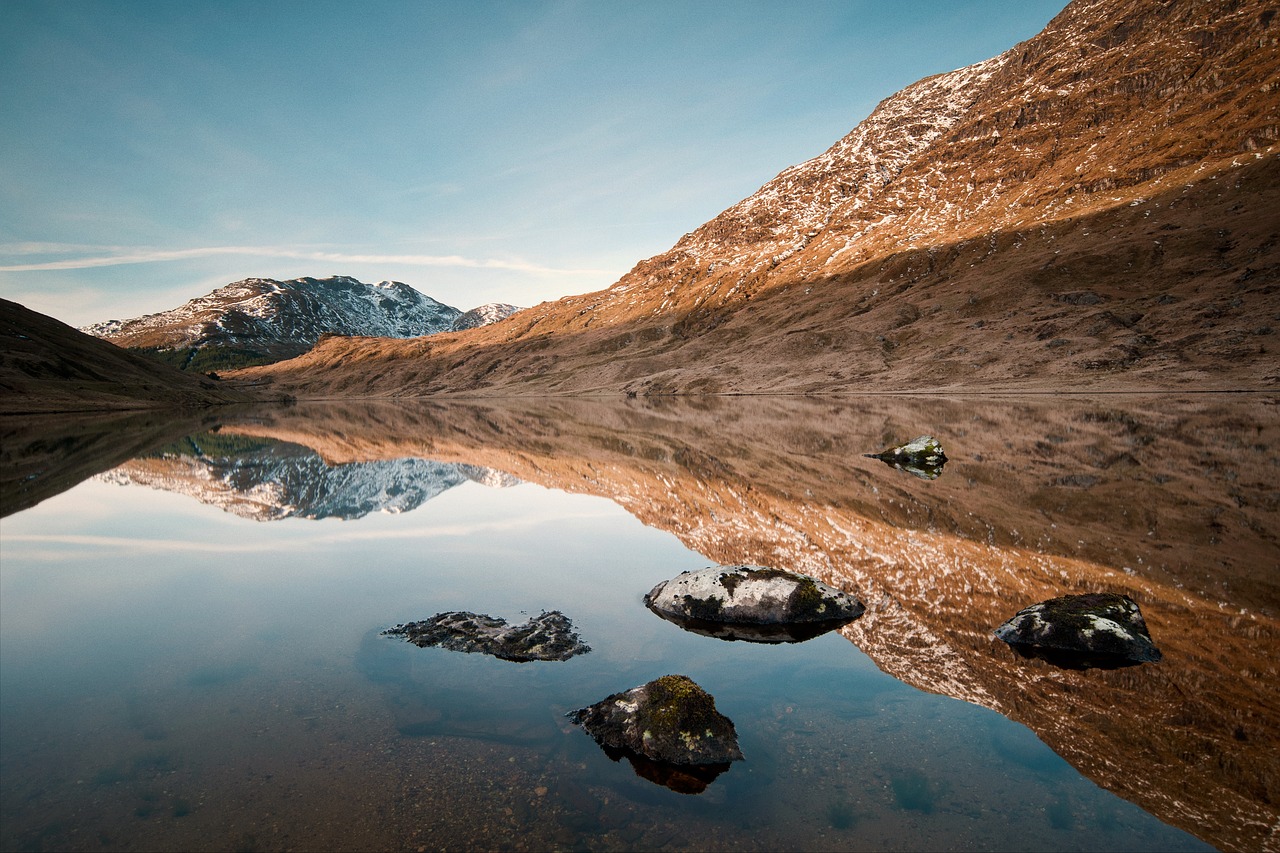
81;275;465;371
451;303;523;332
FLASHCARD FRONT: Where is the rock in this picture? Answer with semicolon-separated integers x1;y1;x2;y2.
865;434;948;479
644;565;864;630
568;674;743;768
994;592;1162;667
383;610;590;662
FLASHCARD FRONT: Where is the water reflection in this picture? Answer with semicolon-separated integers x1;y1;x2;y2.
203;395;1276;853
1;394;1275;852
98;430;520;520
645;606;858;644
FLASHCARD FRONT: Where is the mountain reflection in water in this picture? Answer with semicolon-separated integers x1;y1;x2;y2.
1;394;1275;852
98;431;521;521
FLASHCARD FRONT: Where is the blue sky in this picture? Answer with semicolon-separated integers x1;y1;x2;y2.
0;0;1065;327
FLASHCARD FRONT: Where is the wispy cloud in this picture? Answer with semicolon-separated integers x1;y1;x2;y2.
0;244;612;276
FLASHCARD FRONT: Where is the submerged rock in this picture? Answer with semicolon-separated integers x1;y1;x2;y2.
865;434;948;479
383;610;590;662
568;674;743;768
644;565;864;629
994;593;1162;668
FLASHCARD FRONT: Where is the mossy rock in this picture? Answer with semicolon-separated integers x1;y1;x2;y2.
994;593;1162;666
568;674;743;766
865;435;948;480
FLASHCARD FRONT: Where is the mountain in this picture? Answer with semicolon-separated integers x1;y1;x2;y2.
0;298;257;414
98;431;520;522
233;0;1280;396
450;303;523;332
83;276;463;372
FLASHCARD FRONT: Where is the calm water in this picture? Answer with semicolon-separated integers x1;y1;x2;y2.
1;396;1275;852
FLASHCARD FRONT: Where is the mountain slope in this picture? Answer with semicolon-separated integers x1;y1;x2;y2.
85;276;463;371
234;0;1280;396
0;299;257;414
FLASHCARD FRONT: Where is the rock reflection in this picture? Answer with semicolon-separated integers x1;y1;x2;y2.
645;605;857;644
598;744;732;795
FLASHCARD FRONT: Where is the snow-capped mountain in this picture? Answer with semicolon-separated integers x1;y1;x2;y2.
97;432;521;521
82;276;464;371
450;303;523;332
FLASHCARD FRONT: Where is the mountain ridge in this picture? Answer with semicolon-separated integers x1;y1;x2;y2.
81;275;521;373
231;0;1280;396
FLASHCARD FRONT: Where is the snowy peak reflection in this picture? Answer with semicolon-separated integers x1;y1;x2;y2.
98;431;520;521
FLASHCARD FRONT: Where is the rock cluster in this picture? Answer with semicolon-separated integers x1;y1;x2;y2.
383;610;590;662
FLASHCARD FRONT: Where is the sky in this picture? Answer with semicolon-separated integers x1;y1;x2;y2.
0;0;1066;327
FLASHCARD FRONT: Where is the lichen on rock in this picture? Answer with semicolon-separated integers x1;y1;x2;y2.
644;565;864;636
382;610;590;662
568;674;743;769
994;592;1162;667
865;434;948;479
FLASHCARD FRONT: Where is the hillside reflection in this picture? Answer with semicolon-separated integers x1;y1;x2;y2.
3;394;1277;851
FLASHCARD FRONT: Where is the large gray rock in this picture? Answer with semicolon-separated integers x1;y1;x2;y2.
994;593;1162;667
383;610;590;662
644;565;864;630
865;434;948;479
568;674;743;768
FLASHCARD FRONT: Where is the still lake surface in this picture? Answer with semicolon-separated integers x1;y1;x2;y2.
1;395;1275;852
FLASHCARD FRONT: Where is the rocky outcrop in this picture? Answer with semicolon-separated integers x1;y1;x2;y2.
568;675;743;769
865;435;948;479
644;565;864;629
383;611;590;663
994;593;1163;667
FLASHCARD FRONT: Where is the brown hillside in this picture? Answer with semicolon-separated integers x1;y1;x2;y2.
233;0;1280;397
0;299;258;414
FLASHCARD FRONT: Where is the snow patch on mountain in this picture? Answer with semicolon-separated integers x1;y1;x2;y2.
451;303;523;332
81;275;464;356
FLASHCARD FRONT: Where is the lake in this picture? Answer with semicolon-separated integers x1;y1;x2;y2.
1;395;1275;852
